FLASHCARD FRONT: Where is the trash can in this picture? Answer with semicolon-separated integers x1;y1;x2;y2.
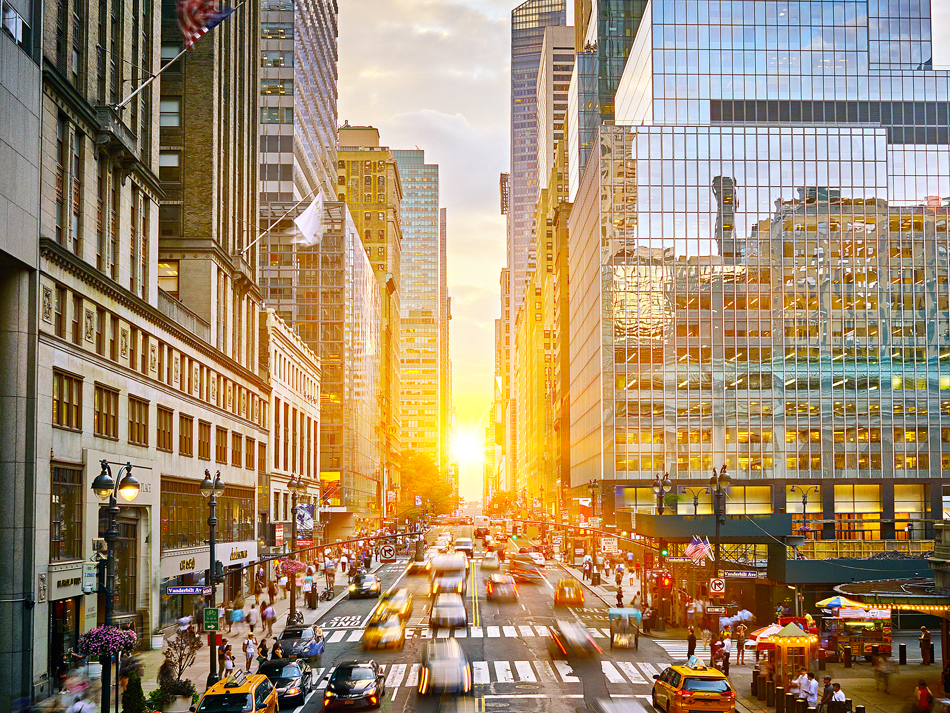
591;570;601;586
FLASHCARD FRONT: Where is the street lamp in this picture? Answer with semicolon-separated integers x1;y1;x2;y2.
652;472;672;515
790;485;819;536
681;486;710;517
287;473;307;622
91;460;140;713
709;465;731;578
200;469;225;688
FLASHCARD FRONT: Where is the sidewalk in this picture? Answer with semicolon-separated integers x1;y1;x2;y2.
140;559;389;695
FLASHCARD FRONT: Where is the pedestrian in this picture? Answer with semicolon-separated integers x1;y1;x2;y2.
828;683;847;713
914;679;935;712
735;622;748;664
257;639;269;669
267;580;278;602
616;586;624;608
711;636;724;671
818;675;833;713
340;553;348;575
246;603;259;633
687;627;697;659
229;600;244;632
254;578;263;605
279;572;289;600
790;667;807;699
243;634;256;672
263;602;276;636
223;645;235;676
921;626;932;665
943;661;950;696
642;606;653;635
271;641;284;660
582;560;591;581
722;633;732;675
804;672;819;708
217;637;228;678
701;624;712;650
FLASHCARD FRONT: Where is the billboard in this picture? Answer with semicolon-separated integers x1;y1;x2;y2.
296;504;315;546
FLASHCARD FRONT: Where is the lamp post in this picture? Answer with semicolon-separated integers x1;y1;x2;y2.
652;472;672;515
91;460;140;713
790;485;819;537
287;473;306;623
200;469;225;688
709;465;731;578
681;486;710;517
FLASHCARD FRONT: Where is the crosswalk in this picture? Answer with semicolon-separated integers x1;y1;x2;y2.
323;623;626;641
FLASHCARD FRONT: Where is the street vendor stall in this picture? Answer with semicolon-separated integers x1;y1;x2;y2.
757;622;819;690
608;608;641;650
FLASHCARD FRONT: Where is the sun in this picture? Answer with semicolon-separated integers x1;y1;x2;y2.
452;431;482;468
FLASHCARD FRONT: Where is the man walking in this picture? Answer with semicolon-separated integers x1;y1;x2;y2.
804;672;820;709
687;627;697;659
921;626;932;665
722;634;732;675
819;675;833;713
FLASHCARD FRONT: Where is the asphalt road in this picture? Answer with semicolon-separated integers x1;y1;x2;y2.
283;525;677;713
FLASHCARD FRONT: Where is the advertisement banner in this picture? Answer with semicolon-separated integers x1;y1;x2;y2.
296;504;315;546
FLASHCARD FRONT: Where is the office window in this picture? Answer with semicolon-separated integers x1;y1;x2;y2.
216;426;228;463
94;385;118;438
231;431;242;466
52;369;82;430
128;396;148;446
159;98;180;126
50;465;83;561
54;285;66;338
179;414;194;456
198;420;211;460
156;406;173;452
71;294;81;345
245;437;255;470
95;307;106;355
158;152;181;182
258;442;266;472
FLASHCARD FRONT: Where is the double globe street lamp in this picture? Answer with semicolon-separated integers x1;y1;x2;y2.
200;469;225;687
287;473;307;623
709;465;731;577
91;460;140;713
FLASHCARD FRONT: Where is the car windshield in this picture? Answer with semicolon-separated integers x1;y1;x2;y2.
333;666;375;684
196;692;253;713
683;678;731;693
356;575;375;585
261;663;301;678
279;628;313;640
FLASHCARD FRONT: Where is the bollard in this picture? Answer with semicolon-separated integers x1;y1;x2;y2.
796;699;808;713
930;642;936;664
756;648;761;662
776;686;785;713
899;642;907;665
818;655;826;671
844;645;852;668
871;644;879;658
855;706;866;713
767;681;775;707
758;673;768;701
845;700;852;713
752;672;758;697
807;708;817;713
785;692;796;713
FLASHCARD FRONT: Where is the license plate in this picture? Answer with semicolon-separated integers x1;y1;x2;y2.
344;701;354;705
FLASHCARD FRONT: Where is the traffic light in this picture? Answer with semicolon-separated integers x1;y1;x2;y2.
213;560;225;583
657;571;673;598
658;538;668;566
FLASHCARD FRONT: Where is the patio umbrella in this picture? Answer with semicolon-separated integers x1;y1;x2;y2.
815;595;867;609
749;623;782;641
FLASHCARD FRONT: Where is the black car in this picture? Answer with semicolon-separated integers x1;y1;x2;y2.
348;574;382;599
276;625;326;664
508;555;542;583
259;658;313;706
322;660;386;710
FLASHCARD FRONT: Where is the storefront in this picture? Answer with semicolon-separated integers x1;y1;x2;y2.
47;566;84;689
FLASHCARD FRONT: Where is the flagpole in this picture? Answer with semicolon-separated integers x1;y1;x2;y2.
112;0;248;112
241;186;323;257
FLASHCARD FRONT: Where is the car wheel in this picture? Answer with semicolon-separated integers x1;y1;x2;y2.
651;692;658;709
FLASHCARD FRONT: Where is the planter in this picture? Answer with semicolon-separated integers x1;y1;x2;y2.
151;634;165;651
167;694;193;712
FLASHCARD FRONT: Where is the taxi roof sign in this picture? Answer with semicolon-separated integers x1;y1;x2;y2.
225;670;247;688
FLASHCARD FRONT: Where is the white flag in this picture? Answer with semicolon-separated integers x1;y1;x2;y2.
293;191;325;246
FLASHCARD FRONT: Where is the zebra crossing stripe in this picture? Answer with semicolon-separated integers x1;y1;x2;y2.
346;630;363;642
503;626;518;637
494;661;514;683
518;626;535;637
472;661;490;684
588;628;606;638
312;668;326;685
385;663;407;688
487;626;501;637
553;661;578;683
637;661;660;677
601;661;625;683
471;626;483;637
436;629;451;639
405;663;421;687
405;628;414;639
327;630;346;643
455;628;467;638
616;662;647;685
316;666;335;689
535;625;550;636
420;629;431;638
534;660;558;683
514;661;536;682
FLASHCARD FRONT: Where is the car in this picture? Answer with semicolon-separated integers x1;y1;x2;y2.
362;614;406;650
474;526;490;538
527;552;546;568
277;625;325;665
348;573;382;599
430;570;466;596
418;637;472;696
258;658;313;707
481;551;500;570
195;672;278;713
508;555;542;583
453;538;474;558
429;593;468;630
483;534;494;548
485;574;518;602
554;577;585;607
651;662;736;713
322;660;386;710
495;532;509;542
549;618;602;659
377;587;413;621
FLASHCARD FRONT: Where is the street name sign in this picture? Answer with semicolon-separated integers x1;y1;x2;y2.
666;556;691;563
723;570;758;579
167;585;211;596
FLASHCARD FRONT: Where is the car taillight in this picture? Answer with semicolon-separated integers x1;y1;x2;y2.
370;696;377;704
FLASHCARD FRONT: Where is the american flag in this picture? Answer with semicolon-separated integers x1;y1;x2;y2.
177;0;235;50
684;535;714;561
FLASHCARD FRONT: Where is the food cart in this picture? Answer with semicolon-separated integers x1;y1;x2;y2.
819;608;892;660
608;608;641;650
757;623;820;690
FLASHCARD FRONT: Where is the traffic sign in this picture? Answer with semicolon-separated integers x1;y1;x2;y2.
380;544;396;562
601;537;618;554
723;570;758;579
706;605;726;614
167;586;211;596
203;607;220;631
709;577;726;596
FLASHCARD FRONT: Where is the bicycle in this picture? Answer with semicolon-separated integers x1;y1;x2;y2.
287;609;304;626
322;586;334;602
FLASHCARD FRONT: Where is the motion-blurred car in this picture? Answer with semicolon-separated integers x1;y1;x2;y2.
429;593;468;630
453;537;475;559
377;587;413;620
418;638;472;696
485;574;518;602
430;571;466;596
258;658;313;706
527;552;546;568
277;625;325;664
553;578;585;607
508;555;543;583
348;574;381;599
549;619;602;659
322;660;386;711
494;531;508;542
651;662;735;713
362;614;406;650
481;551;500;570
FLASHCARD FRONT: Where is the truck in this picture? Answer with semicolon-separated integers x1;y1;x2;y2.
473;516;490;538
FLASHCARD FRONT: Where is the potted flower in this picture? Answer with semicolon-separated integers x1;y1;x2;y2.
77;625;138;661
161;677;197;712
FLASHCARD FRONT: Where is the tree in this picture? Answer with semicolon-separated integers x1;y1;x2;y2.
486;490;514;516
398;450;457;516
121;670;147;713
163;630;203;682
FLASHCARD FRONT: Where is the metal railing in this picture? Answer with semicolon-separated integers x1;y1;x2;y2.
789;538;933;559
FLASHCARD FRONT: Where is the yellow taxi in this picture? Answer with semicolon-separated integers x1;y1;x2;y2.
651;662;735;713
362;611;407;650
377;587;413;621
194;671;278;713
553;577;585;606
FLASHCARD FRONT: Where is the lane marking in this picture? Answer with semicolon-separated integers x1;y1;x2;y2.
534;660;558;683
553;660;578;683
472;661;490;684
385;663;407;688
503;625;518;637
454;627;467;638
514;660;537;682
327;630;346;643
637;661;660;677
470;626;483;638
601;661;625;683
316;666;335;689
487;626;501;637
493;660;514;683
616;661;648;684
535;625;550;636
517;625;535;637
436;629;451;639
405;663;421;687
346;630;363;642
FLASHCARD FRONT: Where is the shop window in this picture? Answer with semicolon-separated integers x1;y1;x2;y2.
50;465;83;561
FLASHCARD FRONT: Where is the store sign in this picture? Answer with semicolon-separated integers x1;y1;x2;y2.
275;524;284;547
230;549;248;562
180;558;196;571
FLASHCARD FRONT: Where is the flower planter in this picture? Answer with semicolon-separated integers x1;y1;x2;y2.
166;694;193;712
151;634;165;650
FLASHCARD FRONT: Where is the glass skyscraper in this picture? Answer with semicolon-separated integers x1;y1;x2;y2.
570;0;950;549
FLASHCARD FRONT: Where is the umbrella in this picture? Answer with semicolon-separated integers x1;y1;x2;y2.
749;623;782;641
815;595;867;609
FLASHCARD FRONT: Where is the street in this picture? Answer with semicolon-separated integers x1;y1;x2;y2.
280;525;678;713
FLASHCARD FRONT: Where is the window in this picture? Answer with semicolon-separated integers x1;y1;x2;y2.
260;50;293;67
158;152;180;182
128;396;148;445
159;98;180;126
260;79;293;95
160;43;181;69
157;406;173;451
179;414;193;456
109;314;117;360
260;107;293;123
231;431;242;466
216;426;228;463
51;465;83;561
70;294;81;344
245;437;255;470
160;478;255;550
198;420;211;460
261;22;293;39
52;370;82;430
95;307;106;355
94;384;118;438
158;261;179;298
54;285;66;338
258;442;266;472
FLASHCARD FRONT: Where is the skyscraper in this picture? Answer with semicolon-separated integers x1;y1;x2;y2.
571;0;950;558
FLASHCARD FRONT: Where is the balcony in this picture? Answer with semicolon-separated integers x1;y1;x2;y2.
94;106;138;171
158;289;211;342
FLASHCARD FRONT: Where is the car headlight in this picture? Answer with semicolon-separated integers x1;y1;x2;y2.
325;691;336;698
349;584;356;591
286;687;300;696
371;584;379;590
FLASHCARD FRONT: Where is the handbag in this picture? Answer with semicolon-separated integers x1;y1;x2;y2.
256;655;266;664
